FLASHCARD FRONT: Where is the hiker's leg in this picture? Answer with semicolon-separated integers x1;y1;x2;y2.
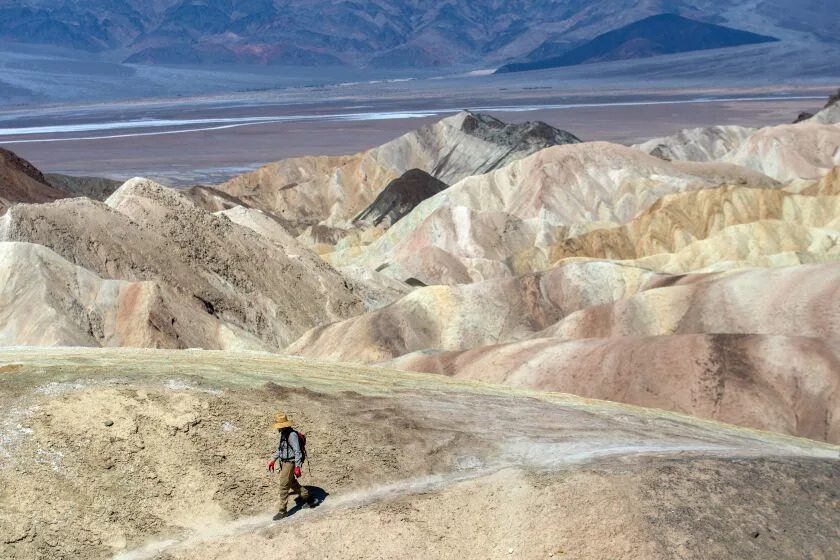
290;473;311;502
276;462;293;513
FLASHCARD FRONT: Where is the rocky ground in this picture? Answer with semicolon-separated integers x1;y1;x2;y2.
1;348;838;560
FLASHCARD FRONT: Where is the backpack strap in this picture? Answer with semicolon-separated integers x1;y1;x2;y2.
278;430;293;461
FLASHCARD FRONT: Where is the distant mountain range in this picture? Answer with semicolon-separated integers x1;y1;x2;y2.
496;14;779;73
0;1;836;69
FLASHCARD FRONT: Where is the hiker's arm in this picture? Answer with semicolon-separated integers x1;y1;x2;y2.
270;443;281;461
289;432;303;467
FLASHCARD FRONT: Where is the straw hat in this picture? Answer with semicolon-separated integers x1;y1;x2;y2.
272;413;293;429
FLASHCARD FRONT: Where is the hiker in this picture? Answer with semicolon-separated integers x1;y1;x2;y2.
267;413;319;520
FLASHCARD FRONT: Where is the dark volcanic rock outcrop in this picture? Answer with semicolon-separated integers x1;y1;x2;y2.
46;173;123;201
460;112;581;147
354;169;448;227
453;112;582;172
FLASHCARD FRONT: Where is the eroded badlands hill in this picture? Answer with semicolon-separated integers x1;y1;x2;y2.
388;333;840;443
515;179;840;275
0;178;367;349
0;349;838;560
636;107;840;177
216;111;580;233
288;261;664;361
324;141;779;284
2;102;840;461
290;262;840;442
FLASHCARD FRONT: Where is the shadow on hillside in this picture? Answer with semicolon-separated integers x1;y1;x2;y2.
285;486;330;518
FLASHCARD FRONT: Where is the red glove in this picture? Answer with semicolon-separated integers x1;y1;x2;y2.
294;466;302;478
268;460;276;472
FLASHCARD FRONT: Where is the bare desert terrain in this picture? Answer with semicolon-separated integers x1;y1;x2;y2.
1;349;838;560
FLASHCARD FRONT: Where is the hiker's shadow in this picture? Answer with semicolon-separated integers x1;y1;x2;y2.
286;486;330;518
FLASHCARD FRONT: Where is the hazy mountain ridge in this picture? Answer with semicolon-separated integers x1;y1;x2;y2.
0;0;836;68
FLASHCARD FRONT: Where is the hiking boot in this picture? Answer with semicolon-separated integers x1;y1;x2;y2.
272;511;287;521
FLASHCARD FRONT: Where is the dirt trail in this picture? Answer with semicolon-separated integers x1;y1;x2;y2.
114;440;751;560
123;446;840;560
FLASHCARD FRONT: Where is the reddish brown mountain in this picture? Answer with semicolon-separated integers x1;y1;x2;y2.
0;148;68;215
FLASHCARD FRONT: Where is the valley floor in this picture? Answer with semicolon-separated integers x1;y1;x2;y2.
0;85;832;185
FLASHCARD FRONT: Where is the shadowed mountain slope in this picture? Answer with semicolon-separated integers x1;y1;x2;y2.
45;173;123;201
0;241;263;349
497;14;778;73
3;1;837;72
